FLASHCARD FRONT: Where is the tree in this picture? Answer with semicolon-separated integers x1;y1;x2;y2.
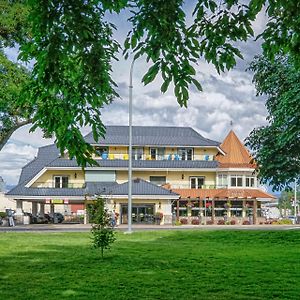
246;55;300;190
0;51;32;150
1;1;300;167
0;0;31;150
278;191;293;217
87;197;116;259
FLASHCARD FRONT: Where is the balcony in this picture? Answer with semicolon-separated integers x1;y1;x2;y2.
95;153;214;161
34;182;85;189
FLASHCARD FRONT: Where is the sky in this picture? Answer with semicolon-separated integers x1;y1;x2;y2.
0;4;268;186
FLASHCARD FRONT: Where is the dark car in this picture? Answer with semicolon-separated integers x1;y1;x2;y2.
45;213;64;223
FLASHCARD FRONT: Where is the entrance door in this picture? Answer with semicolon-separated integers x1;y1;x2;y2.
121;205;154;224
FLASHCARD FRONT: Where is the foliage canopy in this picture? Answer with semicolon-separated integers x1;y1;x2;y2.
1;0;300;171
246;55;300;189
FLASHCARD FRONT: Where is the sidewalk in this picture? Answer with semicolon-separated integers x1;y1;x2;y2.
1;223;300;232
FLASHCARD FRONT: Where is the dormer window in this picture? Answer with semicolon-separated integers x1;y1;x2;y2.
54;176;69;188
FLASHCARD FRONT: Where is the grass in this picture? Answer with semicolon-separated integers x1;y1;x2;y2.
0;230;299;300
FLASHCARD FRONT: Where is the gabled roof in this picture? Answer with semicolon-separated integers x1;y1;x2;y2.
216;130;256;168
84;125;220;147
108;178;179;196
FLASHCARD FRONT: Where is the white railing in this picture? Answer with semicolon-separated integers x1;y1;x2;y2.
34;182;85;188
94;153;215;161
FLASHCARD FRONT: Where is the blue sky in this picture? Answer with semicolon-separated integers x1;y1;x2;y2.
0;5;269;186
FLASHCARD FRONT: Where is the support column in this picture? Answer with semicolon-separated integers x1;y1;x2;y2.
176;199;180;221
242;199;246;218
50;204;55;215
39;203;45;217
199;198;203;217
253;199;257;225
32;202;38;216
227;200;231;218
212;199;215;224
15;200;23;216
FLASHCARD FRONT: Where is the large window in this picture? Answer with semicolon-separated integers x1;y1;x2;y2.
246;176;255;187
190;176;205;189
218;174;228;188
230;175;243;187
150;176;166;186
150;147;165;160
178;148;193;160
132;147;143;160
54;176;69;188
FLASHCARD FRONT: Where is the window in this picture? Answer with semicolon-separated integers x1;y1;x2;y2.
230;175;243;187
132;147;143;160
95;147;108;157
54;176;69;188
190;177;205;189
178;148;193;160
218;174;228;187
149;148;165;160
246;176;255;187
150;176;166;186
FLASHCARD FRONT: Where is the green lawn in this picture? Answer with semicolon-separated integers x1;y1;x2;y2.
0;230;299;300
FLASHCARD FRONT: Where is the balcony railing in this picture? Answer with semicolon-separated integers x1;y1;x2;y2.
34;182;85;188
94;153;215;161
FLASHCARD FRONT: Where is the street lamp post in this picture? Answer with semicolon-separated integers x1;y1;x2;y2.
294;179;297;224
127;59;135;234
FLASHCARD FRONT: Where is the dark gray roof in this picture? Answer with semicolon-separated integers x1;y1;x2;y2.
48;158;219;169
108;178;178;196
18;144;60;184
6;179;178;198
84;126;220;147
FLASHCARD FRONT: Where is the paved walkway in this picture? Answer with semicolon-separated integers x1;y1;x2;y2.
1;223;300;232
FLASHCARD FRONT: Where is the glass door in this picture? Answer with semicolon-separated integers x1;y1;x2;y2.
121;205;154;224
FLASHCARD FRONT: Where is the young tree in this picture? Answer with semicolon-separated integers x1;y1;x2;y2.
246;55;300;190
1;0;300;168
87;197;116;259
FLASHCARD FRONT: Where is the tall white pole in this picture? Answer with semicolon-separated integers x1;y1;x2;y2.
127;59;135;233
294;179;297;223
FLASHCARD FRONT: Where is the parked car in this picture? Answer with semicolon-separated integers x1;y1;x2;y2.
44;213;64;223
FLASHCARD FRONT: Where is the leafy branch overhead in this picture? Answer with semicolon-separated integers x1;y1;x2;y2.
1;0;300;170
246;55;300;190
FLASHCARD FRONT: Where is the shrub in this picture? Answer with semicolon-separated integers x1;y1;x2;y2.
180;218;188;225
277;219;293;225
230;220;236;225
0;212;6;218
191;219;200;225
217;219;225;225
242;220;250;225
206;220;214;225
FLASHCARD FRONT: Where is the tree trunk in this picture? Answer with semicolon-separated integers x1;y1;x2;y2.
0;119;32;151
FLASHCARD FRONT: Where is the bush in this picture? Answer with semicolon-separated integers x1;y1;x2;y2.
242;220;250;225
230;220;236;225
273;219;293;225
0;212;6;218
191;219;200;225
180;218;188;225
217;219;225;225
206;220;214;225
